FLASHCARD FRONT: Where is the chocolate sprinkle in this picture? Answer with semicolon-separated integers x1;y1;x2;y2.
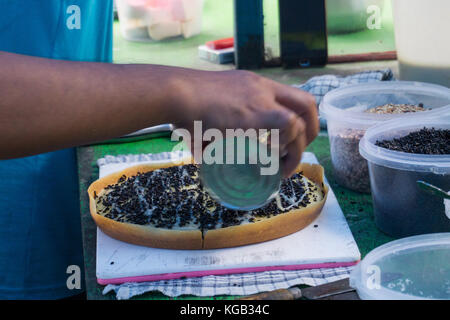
375;127;450;155
95;164;323;231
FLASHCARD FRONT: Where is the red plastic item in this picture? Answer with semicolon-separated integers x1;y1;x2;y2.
206;37;234;50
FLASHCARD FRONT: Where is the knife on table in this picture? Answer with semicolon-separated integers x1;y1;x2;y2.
85;124;174;146
239;278;356;300
239;272;403;300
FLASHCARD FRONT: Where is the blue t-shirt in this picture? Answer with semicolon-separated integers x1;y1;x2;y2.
0;0;113;299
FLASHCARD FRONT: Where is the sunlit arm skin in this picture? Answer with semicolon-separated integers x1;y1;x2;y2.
0;51;318;177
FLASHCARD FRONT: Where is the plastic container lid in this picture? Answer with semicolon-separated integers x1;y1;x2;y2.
359;108;450;174
319;81;450;127
349;233;450;300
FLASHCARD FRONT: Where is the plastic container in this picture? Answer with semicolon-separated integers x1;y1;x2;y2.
116;0;204;42
319;81;450;193
392;0;450;87
350;233;450;300
359;110;450;237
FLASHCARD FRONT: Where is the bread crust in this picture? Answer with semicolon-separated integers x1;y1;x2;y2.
87;159;328;250
203;163;329;249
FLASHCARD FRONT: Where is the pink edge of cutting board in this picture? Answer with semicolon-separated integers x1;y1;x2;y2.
97;261;359;285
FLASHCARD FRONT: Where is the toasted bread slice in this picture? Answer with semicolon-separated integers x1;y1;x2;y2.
88;159;328;249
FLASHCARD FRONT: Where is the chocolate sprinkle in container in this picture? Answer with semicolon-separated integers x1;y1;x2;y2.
320;81;450;193
359;110;450;238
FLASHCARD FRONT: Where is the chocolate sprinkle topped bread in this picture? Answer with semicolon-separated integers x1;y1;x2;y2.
88;159;328;249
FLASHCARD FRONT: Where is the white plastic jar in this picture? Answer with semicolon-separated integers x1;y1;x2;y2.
392;0;450;87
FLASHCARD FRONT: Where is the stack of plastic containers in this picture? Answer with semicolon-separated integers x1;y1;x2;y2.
319;81;450;193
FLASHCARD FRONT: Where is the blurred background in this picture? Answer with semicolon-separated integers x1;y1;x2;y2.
113;0;395;65
112;0;449;87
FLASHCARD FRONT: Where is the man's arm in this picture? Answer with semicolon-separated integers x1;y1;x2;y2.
0;51;189;158
0;51;318;177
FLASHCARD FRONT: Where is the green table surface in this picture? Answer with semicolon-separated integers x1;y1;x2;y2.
77;132;395;300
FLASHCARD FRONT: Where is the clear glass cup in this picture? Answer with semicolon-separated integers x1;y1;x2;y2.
199;135;282;211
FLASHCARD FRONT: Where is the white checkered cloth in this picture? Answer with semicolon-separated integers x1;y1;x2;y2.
293;69;395;128
103;267;354;299
98;151;355;300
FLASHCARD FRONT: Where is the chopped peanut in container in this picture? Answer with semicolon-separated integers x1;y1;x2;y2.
365;103;427;114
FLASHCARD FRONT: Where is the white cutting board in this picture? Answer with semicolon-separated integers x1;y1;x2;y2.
96;152;360;283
